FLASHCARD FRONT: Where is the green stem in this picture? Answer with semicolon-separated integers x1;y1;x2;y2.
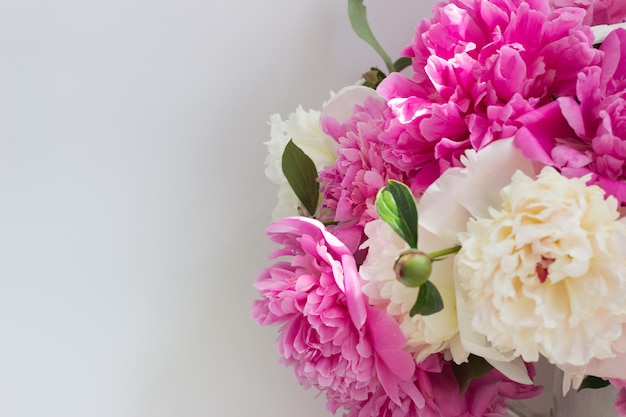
348;0;395;73
427;246;461;260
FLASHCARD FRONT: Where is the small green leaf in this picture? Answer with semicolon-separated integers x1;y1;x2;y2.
282;139;319;216
452;355;494;393
409;281;443;316
578;375;611;391
348;0;394;73
375;180;418;249
393;57;412;72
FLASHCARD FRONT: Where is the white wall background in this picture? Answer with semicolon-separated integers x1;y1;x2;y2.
0;1;441;416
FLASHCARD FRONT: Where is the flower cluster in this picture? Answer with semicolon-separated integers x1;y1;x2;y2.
253;1;626;416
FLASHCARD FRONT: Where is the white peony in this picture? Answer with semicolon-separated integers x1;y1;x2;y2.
264;86;378;219
264;106;337;219
360;218;463;363
455;167;626;389
359;140;541;385
401;138;536;384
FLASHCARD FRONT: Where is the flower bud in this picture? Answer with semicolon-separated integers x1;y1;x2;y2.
361;67;386;89
393;249;432;288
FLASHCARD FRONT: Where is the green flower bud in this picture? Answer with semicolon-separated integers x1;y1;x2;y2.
394;249;432;288
361;67;386;89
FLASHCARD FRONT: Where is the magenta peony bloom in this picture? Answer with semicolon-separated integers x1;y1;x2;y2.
318;94;420;251
252;217;424;414
347;354;540;417
550;0;626;25
514;28;626;203
376;0;600;191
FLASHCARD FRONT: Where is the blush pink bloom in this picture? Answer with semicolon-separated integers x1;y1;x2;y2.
514;28;626;203
251;217;424;414
347;354;540;417
376;0;600;191
550;0;626;25
318;93;420;252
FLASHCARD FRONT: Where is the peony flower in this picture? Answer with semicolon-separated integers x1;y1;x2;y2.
264;104;337;219
349;354;540;417
252;217;424;414
361;138;536;384
515;28;626;204
583;331;626;384
455;167;626;384
359;218;463;363
550;0;626;25
375;0;600;191
318;87;421;252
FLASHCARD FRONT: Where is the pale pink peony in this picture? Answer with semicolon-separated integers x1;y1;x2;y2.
318;92;421;252
376;0;600;191
515;28;626;203
252;217;424;414
347;354;540;417
550;0;626;25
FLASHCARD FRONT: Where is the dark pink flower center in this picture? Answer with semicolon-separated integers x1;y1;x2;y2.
535;256;555;283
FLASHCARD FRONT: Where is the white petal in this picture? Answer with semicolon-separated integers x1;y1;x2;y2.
321;85;380;124
592;23;626;44
419;138;536;243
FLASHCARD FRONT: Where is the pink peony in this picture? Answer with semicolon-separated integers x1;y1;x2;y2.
251;217;423;414
514;28;626;203
376;0;600;191
318;94;420;252
347;354;540;417
550;0;626;25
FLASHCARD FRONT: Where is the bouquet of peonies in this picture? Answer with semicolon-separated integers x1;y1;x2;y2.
251;0;626;416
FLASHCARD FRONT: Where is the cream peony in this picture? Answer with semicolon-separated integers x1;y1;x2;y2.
455;167;626;383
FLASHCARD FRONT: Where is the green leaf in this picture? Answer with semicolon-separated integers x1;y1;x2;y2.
282;139;319;216
409;281;443;317
375;180;418;249
348;0;394;73
393;57;412;72
578;375;611;391
452;355;494;394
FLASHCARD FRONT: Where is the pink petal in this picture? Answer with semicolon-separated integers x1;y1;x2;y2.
601;29;626;86
559;96;588;139
341;253;367;330
493;45;528;102
367;307;416;380
514;101;572;165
